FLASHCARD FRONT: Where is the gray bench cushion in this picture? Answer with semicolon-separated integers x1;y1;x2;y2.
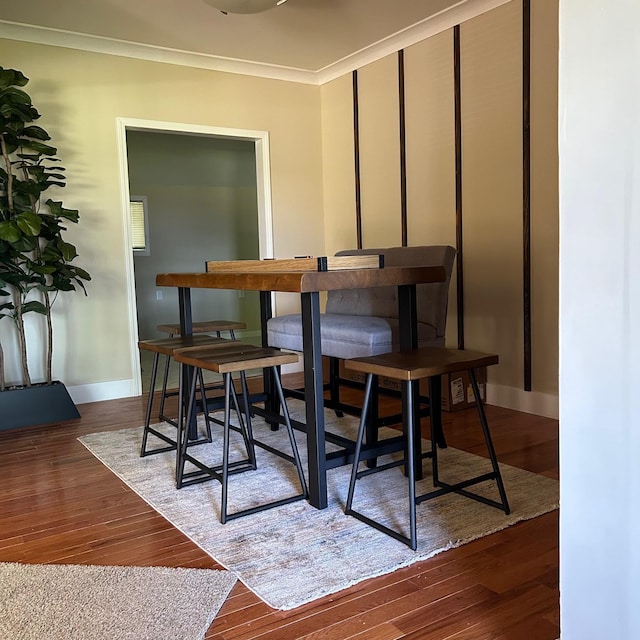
267;245;455;360
267;313;442;359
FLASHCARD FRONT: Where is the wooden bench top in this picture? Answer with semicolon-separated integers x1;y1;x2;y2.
206;255;383;273
156;320;246;335
344;347;499;381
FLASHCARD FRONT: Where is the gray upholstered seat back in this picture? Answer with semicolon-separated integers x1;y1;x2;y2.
326;245;456;337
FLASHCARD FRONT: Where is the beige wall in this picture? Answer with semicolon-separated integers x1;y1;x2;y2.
320;0;559;412
0;39;324;393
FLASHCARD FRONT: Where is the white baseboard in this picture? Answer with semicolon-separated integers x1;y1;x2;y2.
68;379;138;405
486;383;559;420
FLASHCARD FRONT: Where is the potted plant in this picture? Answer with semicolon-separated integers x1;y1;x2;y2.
0;66;91;430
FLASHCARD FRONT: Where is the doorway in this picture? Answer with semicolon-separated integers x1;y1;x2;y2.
117;119;274;395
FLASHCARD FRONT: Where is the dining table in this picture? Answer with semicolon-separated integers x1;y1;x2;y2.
156;257;446;510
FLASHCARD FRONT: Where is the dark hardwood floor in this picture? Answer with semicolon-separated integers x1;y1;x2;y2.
0;375;559;639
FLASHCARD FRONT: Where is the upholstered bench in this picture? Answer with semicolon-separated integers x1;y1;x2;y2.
267;245;456;358
267;245;456;429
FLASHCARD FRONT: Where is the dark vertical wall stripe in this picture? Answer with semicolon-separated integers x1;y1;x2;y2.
399;50;408;246
453;25;465;350
352;70;363;249
523;0;532;391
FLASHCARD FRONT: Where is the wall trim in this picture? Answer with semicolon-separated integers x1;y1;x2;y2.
0;20;318;84
68;379;137;405
115;118;274;398
1;0;512;86
486;383;559;420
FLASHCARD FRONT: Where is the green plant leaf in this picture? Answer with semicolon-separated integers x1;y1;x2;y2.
72;266;92;281
21;125;51;141
21;300;47;315
15;211;42;236
22;140;57;156
30;264;57;275
45;200;80;223
0;67;29;89
57;240;78;262
0;221;21;243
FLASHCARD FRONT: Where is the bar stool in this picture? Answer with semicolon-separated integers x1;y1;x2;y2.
138;335;234;458
156;320;246;418
344;347;510;550
174;344;308;523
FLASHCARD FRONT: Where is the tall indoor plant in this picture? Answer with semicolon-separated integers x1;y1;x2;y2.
0;66;90;428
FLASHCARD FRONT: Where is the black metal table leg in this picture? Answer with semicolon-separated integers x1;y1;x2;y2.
301;291;328;509
260;290;279;428
428;374;442;485
177;287;198;441
398;283;423;480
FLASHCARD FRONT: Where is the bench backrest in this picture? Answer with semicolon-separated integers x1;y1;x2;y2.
325;245;456;337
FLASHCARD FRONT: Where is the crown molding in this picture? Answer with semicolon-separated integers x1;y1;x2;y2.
0;0;511;86
317;0;512;84
0;20;319;84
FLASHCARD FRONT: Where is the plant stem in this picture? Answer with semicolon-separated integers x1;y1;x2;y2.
45;290;53;384
0;136;14;210
0;341;5;391
12;289;31;387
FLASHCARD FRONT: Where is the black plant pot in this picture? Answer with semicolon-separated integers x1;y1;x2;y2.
0;381;80;431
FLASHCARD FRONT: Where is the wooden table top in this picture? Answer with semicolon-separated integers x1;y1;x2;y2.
156;264;446;293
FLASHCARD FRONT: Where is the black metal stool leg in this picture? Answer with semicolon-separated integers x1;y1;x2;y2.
140;352;160;456
329;357;344;418
428;375;441;487
405;380;418;550
345;373;418;549
158;354;172;419
197;367;213;442
346;373;374;511
273;366;308;497
176;370;199;488
365;375;380;469
469;370;510;514
229;372;257;469
221;373;233;524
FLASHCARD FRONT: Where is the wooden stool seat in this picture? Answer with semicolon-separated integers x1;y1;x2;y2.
138;336;240;458
175;345;298;374
152;322;245;424
139;335;231;356
344;347;510;550
345;347;499;381
157;320;246;336
173;346;307;523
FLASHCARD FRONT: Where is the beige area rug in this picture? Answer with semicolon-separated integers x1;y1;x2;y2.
0;562;236;640
79;400;559;611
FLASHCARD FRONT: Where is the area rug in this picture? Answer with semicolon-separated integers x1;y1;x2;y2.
79;400;559;610
0;562;236;640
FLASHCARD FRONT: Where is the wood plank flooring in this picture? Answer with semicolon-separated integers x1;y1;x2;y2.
0;376;559;639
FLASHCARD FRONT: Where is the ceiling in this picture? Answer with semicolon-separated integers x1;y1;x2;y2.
0;0;506;83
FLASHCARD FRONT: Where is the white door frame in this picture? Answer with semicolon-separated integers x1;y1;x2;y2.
116;118;274;396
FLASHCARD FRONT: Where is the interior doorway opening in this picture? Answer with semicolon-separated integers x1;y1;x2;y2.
116;119;274;395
